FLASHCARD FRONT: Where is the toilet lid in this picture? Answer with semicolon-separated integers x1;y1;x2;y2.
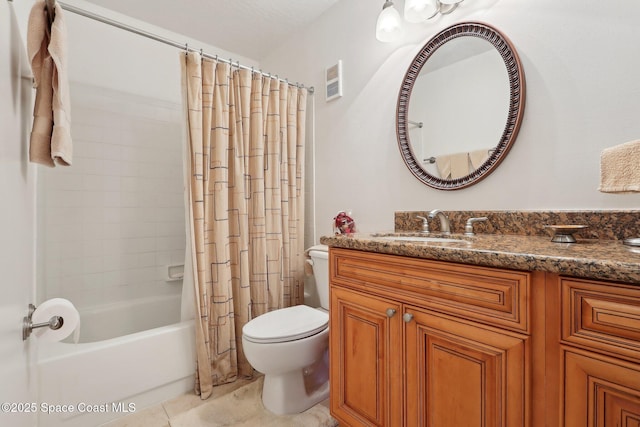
243;305;329;344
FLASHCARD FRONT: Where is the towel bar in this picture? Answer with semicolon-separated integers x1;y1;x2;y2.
424;147;497;164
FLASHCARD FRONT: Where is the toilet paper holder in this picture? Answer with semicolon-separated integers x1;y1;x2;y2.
22;304;63;341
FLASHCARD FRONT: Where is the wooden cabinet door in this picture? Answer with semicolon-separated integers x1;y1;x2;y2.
330;286;403;427
563;348;640;427
405;307;529;427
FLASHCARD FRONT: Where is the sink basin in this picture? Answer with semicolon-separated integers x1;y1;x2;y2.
377;235;467;244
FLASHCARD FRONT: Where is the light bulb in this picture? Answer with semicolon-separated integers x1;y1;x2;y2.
404;0;439;23
375;1;403;43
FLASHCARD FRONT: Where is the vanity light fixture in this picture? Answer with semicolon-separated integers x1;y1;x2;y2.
405;0;463;21
404;0;440;22
378;0;465;42
375;1;404;43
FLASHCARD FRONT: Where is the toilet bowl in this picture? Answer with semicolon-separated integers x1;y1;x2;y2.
242;245;330;414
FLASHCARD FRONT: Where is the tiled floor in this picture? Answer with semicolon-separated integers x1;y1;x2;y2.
101;378;256;427
101;377;331;427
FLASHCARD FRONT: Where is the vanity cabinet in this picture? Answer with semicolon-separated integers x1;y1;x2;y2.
329;248;533;427
559;277;640;427
328;247;640;427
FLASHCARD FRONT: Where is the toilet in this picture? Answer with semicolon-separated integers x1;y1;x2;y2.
242;244;330;414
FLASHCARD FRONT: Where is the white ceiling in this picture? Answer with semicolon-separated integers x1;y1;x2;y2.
84;0;339;61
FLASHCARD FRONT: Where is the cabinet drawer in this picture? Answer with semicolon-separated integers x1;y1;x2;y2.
330;248;530;333
561;277;640;362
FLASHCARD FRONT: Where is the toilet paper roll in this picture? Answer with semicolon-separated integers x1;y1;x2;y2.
32;298;80;343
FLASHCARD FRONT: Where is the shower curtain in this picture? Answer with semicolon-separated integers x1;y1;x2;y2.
181;52;307;398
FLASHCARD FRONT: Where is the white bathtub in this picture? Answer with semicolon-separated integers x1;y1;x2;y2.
72;294;183;343
37;295;195;427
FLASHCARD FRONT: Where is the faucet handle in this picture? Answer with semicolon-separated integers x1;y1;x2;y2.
464;217;488;236
415;216;430;233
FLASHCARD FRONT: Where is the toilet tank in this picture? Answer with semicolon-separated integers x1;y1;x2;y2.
308;245;330;310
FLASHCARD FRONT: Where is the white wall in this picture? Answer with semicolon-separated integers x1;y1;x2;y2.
0;1;38;425
63;0;258;103
261;0;640;237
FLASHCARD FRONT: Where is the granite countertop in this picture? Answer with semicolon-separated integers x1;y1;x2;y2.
319;232;640;284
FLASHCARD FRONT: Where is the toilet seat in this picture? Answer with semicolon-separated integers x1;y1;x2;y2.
243;305;328;344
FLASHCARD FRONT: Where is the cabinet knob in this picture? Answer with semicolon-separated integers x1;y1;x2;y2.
403;313;414;323
386;308;397;318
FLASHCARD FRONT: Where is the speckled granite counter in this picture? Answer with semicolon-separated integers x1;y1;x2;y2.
395;210;640;240
319;232;640;285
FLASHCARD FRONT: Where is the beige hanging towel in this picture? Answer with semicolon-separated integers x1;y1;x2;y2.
435;155;451;179
598;140;640;193
469;148;491;171
27;0;72;167
450;152;470;179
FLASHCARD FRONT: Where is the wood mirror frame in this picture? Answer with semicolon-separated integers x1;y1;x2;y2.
396;22;526;190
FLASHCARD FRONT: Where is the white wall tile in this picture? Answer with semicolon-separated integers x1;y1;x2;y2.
169;250;185;265
39;84;186;310
83;256;104;275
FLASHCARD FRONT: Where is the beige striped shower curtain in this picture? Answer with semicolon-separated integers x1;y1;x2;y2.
181;52;307;398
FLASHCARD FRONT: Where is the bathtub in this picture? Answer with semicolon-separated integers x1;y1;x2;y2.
37;294;195;427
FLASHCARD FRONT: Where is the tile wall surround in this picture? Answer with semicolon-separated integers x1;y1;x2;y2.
395;210;640;241
37;83;185;309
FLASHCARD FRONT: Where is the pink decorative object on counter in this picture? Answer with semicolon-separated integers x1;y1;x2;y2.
333;211;356;235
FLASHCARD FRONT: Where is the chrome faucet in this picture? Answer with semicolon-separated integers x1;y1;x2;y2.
427;209;451;234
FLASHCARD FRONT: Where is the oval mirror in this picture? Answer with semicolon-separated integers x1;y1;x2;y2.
397;22;525;190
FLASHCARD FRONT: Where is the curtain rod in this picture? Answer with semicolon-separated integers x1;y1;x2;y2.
50;1;314;94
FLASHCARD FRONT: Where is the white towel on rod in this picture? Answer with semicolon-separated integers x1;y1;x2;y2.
598;140;640;193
